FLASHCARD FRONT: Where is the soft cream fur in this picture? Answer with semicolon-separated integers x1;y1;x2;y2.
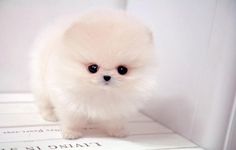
30;10;156;139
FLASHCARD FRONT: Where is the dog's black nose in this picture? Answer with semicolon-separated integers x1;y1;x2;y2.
103;75;111;81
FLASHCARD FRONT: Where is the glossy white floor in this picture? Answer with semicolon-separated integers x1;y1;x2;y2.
0;94;204;150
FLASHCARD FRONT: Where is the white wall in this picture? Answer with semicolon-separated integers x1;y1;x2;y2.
225;94;236;150
0;0;126;92
127;0;236;150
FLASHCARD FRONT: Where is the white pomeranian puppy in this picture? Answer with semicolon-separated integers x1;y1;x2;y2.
31;10;156;139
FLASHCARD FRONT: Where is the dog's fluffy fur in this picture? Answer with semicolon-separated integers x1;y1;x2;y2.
31;10;156;139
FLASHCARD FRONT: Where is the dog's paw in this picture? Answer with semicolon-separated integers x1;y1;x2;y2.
106;127;127;138
62;129;83;140
40;110;58;122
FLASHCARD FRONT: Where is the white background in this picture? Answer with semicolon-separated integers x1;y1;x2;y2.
0;0;236;150
127;1;236;150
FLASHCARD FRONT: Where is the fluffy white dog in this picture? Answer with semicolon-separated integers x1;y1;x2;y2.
31;10;156;139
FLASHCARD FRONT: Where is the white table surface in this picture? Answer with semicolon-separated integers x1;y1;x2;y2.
0;93;204;150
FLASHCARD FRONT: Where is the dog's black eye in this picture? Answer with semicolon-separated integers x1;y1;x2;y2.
117;65;128;75
88;64;99;73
